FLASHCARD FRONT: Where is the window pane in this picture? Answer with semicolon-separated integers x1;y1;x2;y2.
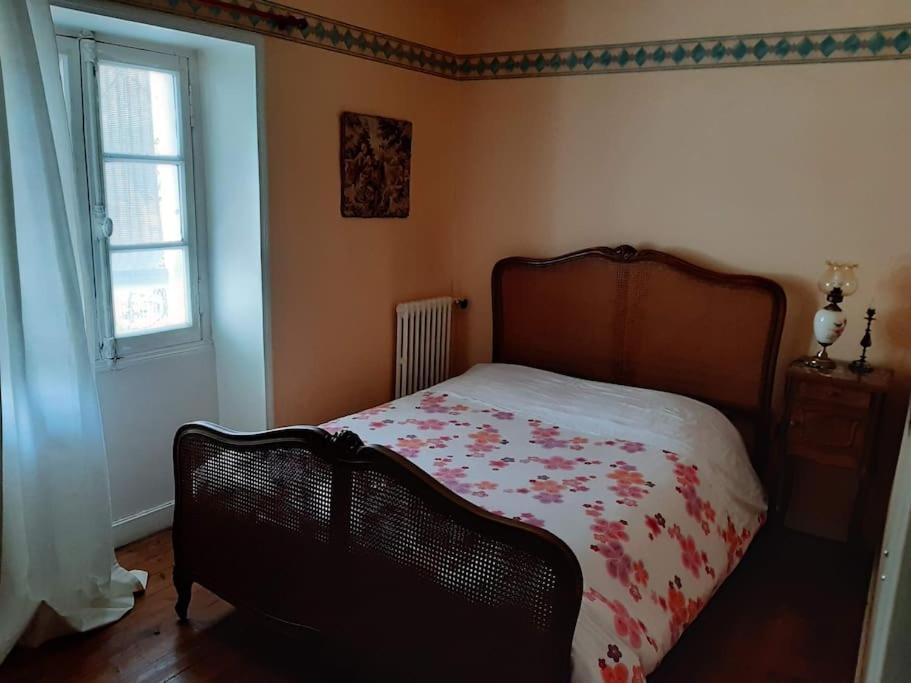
105;161;183;245
98;62;179;156
111;247;191;337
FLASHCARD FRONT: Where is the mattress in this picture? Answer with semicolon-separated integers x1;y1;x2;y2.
323;363;766;682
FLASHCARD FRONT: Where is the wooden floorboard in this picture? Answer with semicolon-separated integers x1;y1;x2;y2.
649;527;871;682
1;524;870;682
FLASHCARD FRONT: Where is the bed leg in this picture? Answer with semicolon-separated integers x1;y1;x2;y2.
174;567;192;622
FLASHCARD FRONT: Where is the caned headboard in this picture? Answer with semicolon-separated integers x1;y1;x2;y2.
492;245;786;470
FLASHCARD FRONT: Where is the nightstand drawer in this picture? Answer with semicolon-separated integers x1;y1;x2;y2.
787;406;866;467
796;382;870;410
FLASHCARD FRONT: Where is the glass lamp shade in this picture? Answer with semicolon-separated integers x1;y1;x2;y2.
817;261;858;297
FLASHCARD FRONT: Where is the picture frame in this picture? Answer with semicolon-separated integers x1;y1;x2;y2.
339;111;412;218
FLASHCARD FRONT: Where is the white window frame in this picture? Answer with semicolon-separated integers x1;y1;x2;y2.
57;32;208;363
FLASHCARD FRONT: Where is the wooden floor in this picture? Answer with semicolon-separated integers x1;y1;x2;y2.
1;525;870;683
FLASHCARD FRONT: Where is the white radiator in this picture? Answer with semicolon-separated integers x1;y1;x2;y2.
395;296;454;398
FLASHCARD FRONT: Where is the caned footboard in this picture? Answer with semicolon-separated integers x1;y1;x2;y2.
172;422;583;682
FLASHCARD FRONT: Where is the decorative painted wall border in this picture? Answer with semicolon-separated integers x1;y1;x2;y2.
113;0;911;80
459;24;911;79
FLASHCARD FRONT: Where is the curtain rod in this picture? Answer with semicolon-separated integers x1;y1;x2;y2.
193;0;308;32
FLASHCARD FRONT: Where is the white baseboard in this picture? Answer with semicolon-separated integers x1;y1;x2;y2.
112;500;174;548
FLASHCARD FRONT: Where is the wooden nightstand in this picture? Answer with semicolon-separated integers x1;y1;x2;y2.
779;359;893;543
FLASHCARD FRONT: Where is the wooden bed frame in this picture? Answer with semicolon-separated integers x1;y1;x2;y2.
172;245;786;682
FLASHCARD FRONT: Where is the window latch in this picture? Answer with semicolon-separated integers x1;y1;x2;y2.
100;336;117;361
92;205;113;241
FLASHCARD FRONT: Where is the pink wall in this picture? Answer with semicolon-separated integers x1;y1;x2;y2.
265;33;458;425
258;3;910;538
456;1;911;53
261;2;910;429
450;65;911;382
446;1;911;383
444;0;911;540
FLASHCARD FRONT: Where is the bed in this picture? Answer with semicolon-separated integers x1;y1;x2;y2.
172;245;786;682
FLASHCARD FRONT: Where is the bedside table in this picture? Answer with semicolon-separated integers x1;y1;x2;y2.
779;359;893;543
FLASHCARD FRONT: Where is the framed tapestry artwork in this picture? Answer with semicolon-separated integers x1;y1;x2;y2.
340;111;412;218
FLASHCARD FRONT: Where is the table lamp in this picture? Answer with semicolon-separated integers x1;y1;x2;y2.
804;261;858;371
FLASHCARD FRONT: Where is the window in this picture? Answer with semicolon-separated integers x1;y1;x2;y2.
59;35;205;361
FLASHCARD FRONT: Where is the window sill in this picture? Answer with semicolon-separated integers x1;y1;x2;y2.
95;339;213;372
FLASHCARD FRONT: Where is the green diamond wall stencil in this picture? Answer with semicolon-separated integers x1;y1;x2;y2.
109;1;911;80
820;35;838;56
896;30;911;52
795;37;813;57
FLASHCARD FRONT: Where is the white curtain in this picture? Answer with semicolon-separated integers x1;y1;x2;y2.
0;0;146;661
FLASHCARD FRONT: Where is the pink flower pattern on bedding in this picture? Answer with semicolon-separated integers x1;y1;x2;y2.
323;370;765;683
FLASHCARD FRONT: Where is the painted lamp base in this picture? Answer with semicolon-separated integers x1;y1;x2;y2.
804;304;846;371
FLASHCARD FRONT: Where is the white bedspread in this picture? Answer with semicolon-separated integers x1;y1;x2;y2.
324;363;766;682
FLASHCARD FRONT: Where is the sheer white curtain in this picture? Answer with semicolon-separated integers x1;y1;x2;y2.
0;0;146;661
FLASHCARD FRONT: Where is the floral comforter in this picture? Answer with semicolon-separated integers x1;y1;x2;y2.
323;363;766;682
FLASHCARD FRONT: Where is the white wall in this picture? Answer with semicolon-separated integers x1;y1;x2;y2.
98;346;218;546
197;41;268;431
53;3;268;545
864;404;911;681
